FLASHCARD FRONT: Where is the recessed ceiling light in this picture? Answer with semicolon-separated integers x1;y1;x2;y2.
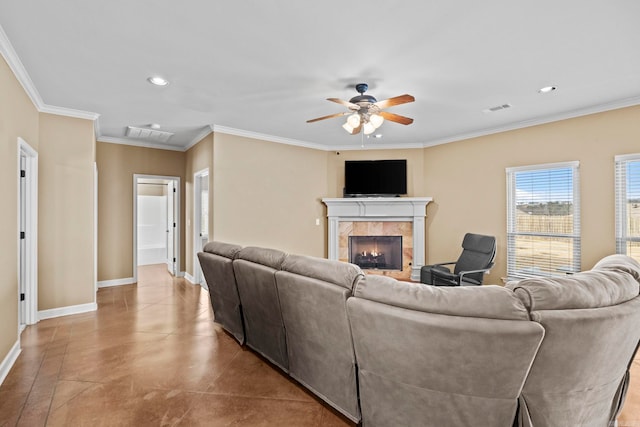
147;76;169;86
150;123;161;129
538;86;557;94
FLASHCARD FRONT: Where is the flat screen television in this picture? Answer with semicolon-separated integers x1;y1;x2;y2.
344;159;407;197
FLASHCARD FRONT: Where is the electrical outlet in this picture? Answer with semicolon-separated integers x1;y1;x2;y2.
315;218;320;226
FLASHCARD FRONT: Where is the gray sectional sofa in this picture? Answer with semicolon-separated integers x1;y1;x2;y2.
198;242;640;427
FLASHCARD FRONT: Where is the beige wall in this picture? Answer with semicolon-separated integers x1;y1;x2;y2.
38;113;96;309
423;105;640;283
0;55;40;364
137;183;166;197
326;148;425;197
96;142;186;281
185;133;213;276
212;133;328;257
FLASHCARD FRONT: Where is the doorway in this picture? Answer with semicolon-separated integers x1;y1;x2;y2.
133;175;180;282
193;169;209;288
18;138;38;330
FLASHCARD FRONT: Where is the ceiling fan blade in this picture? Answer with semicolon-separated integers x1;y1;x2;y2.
379;111;414;125
306;112;348;123
327;98;360;110
374;94;415;109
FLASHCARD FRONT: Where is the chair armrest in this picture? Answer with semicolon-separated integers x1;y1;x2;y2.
458;260;494;279
458;267;493;286
433;261;457;267
458;267;492;277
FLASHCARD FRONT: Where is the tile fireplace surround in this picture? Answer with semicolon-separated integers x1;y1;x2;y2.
322;197;432;281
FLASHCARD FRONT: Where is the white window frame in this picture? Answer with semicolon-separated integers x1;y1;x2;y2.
615;153;640;261
506;161;581;279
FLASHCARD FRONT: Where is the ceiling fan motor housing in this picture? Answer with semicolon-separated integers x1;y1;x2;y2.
349;94;377;105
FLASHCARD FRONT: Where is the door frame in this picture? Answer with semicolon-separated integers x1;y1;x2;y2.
193;168;209;288
133;174;180;282
17;138;38;328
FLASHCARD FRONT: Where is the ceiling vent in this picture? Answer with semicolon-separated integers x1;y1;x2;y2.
482;103;512;113
125;126;174;142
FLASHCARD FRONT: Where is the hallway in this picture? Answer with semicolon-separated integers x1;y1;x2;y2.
0;264;352;426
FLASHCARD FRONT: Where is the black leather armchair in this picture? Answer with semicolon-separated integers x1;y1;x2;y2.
420;233;496;286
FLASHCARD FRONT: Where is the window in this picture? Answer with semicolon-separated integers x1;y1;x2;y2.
506;161;580;278
615;154;640;263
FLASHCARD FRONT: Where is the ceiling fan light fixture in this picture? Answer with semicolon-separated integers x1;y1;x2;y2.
342;122;355;133
363;122;376;135
347;113;361;128
370;113;384;129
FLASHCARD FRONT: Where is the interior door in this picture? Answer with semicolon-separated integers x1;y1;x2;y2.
195;172;209;286
18;154;26;328
166;181;176;275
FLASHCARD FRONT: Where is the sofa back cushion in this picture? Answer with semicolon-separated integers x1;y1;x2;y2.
275;255;363;422
507;272;639;313
354;274;530;320
233;246;288;371
507;255;640;427
202;241;242;259
347;275;544;427
280;254;362;290
197;241;244;344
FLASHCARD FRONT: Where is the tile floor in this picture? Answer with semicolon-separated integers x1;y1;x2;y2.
0;264;353;426
620;359;640;427
0;263;638;426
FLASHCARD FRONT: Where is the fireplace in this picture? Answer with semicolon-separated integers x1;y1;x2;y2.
323;197;432;281
349;236;403;271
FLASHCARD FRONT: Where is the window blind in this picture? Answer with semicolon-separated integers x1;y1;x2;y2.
506;161;580;278
615;154;640;263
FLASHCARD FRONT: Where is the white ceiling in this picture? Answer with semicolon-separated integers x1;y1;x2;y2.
1;1;640;151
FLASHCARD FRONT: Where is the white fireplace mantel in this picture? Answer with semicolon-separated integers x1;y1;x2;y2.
322;197;432;281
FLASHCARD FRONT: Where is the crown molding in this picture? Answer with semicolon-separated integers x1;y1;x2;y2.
97;136;185;152
39;104;99;121
0;23;98;121
183;125;213;151
329;141;426;151
212;125;329;151
0;26;44;111
422;94;640;148
0;24;43;109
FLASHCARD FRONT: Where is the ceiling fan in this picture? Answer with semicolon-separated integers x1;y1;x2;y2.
307;83;415;135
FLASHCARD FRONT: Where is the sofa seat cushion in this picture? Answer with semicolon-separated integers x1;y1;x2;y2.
354;275;530;321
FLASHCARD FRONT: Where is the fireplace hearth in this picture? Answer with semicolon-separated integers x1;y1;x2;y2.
349;236;402;271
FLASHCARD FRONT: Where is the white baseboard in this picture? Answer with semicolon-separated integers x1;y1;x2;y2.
0;340;21;386
38;302;98;321
97;277;136;288
184;272;195;284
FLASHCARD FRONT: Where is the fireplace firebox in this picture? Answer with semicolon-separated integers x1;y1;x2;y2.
349;236;403;271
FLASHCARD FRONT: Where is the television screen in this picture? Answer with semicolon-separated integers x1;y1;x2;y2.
344;160;407;196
